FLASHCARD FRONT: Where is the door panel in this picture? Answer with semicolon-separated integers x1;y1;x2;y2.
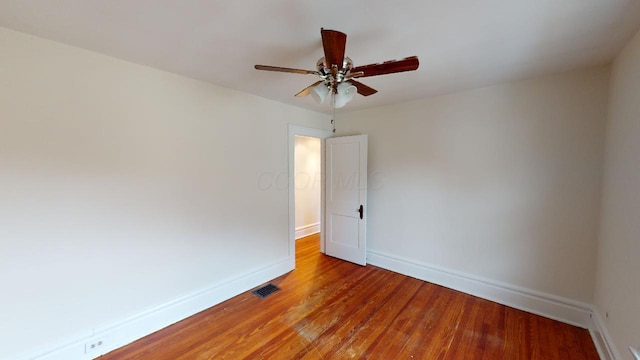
330;214;359;248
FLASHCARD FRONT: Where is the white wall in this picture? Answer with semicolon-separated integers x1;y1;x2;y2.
594;27;640;360
0;27;329;359
339;67;609;303
294;136;321;238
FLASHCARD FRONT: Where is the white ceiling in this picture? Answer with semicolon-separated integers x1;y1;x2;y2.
1;0;640;114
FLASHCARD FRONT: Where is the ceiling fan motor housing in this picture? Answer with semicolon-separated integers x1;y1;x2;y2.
317;56;354;90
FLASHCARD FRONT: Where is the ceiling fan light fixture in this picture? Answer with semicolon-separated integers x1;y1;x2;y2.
311;82;330;104
333;82;357;108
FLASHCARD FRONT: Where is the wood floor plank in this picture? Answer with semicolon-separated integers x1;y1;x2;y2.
98;234;599;360
294;272;409;359
364;282;440;358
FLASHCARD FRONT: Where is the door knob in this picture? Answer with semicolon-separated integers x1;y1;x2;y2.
358;205;363;219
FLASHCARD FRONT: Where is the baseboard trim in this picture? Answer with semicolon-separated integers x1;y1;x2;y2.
295;222;320;240
20;249;614;360
367;250;593;329
590;308;622;360
23;258;292;360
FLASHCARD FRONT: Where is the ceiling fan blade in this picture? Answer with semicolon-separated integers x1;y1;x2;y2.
295;80;324;97
350;56;419;78
254;65;319;75
349;80;378;96
345;71;364;80
321;28;347;70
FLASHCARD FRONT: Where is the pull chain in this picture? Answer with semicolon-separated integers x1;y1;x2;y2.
331;104;337;134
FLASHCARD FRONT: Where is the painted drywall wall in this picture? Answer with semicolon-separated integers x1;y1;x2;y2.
294;136;321;238
0;27;329;359
594;27;640;360
338;67;609;303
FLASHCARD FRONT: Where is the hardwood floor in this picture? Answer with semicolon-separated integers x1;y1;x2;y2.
99;234;599;359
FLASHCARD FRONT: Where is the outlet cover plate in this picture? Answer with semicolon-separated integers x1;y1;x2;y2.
85;338;106;354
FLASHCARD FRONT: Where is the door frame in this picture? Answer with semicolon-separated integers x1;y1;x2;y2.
288;124;333;270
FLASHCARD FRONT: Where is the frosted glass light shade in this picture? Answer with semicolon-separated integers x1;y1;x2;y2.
311;83;330;104
333;82;357;108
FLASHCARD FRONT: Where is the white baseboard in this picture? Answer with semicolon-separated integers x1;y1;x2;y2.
367;250;593;329
20;249;617;360
590;308;622;360
22;258;292;360
295;222;320;240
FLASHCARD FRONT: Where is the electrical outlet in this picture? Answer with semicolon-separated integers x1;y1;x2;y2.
630;346;640;360
85;338;106;354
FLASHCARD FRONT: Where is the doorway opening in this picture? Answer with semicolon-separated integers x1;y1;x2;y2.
294;135;322;268
288;125;332;270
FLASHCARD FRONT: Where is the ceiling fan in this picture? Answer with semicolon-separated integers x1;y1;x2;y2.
254;28;419;108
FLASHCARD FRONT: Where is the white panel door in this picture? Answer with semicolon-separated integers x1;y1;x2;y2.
325;135;367;265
